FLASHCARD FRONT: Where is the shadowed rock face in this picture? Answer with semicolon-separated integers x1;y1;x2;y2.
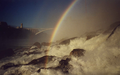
56;58;72;73
106;24;120;40
27;56;55;65
46;58;72;73
0;56;55;70
0;63;19;70
23;51;41;56
103;21;120;34
0;48;14;60
86;32;99;40
70;49;85;57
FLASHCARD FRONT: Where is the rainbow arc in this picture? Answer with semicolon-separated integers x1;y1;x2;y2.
45;0;77;68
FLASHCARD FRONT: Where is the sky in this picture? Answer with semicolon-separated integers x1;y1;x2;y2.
0;0;73;28
0;0;120;41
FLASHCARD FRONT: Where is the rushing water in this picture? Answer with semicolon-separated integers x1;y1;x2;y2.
0;27;120;75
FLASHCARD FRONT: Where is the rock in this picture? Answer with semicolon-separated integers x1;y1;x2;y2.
33;42;41;48
14;47;30;55
0;48;14;59
3;65;40;75
27;56;55;65
56;58;72;73
24;51;41;56
35;57;72;74
106;24;120;40
0;63;19;70
37;69;41;73
30;46;38;49
70;49;85;57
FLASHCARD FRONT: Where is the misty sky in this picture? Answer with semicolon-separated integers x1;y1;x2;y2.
0;0;120;41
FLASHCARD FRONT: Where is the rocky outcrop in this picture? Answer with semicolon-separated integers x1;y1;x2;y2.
0;48;14;60
0;55;55;70
70;49;85;57
0;63;19;70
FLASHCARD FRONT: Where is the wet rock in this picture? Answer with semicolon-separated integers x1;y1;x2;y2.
37;69;41;73
0;63;19;70
33;42;41;48
3;69;22;75
0;48;14;59
42;58;72;73
70;49;85;57
30;45;38;49
107;24;120;40
24;51;41;56
14;47;30;55
3;65;39;75
86;35;96;40
56;58;72;73
27;56;55;65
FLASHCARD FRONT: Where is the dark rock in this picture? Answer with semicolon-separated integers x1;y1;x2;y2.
106;24;120;40
33;42;41;48
59;58;71;67
37;69;41;73
0;63;19;70
86;34;97;40
27;56;55;65
103;21;120;34
70;49;85;57
24;51;41;56
44;50;49;54
14;47;30;55
0;48;14;59
39;58;72;73
56;58;72;73
102;21;120;40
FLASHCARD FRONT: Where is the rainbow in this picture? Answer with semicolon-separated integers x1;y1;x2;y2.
45;0;77;68
50;0;77;43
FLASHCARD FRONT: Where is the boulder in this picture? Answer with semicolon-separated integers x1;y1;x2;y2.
70;49;85;57
56;58;72;73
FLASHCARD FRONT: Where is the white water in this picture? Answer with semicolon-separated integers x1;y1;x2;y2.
1;27;120;75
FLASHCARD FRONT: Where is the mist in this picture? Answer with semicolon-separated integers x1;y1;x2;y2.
53;0;120;41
